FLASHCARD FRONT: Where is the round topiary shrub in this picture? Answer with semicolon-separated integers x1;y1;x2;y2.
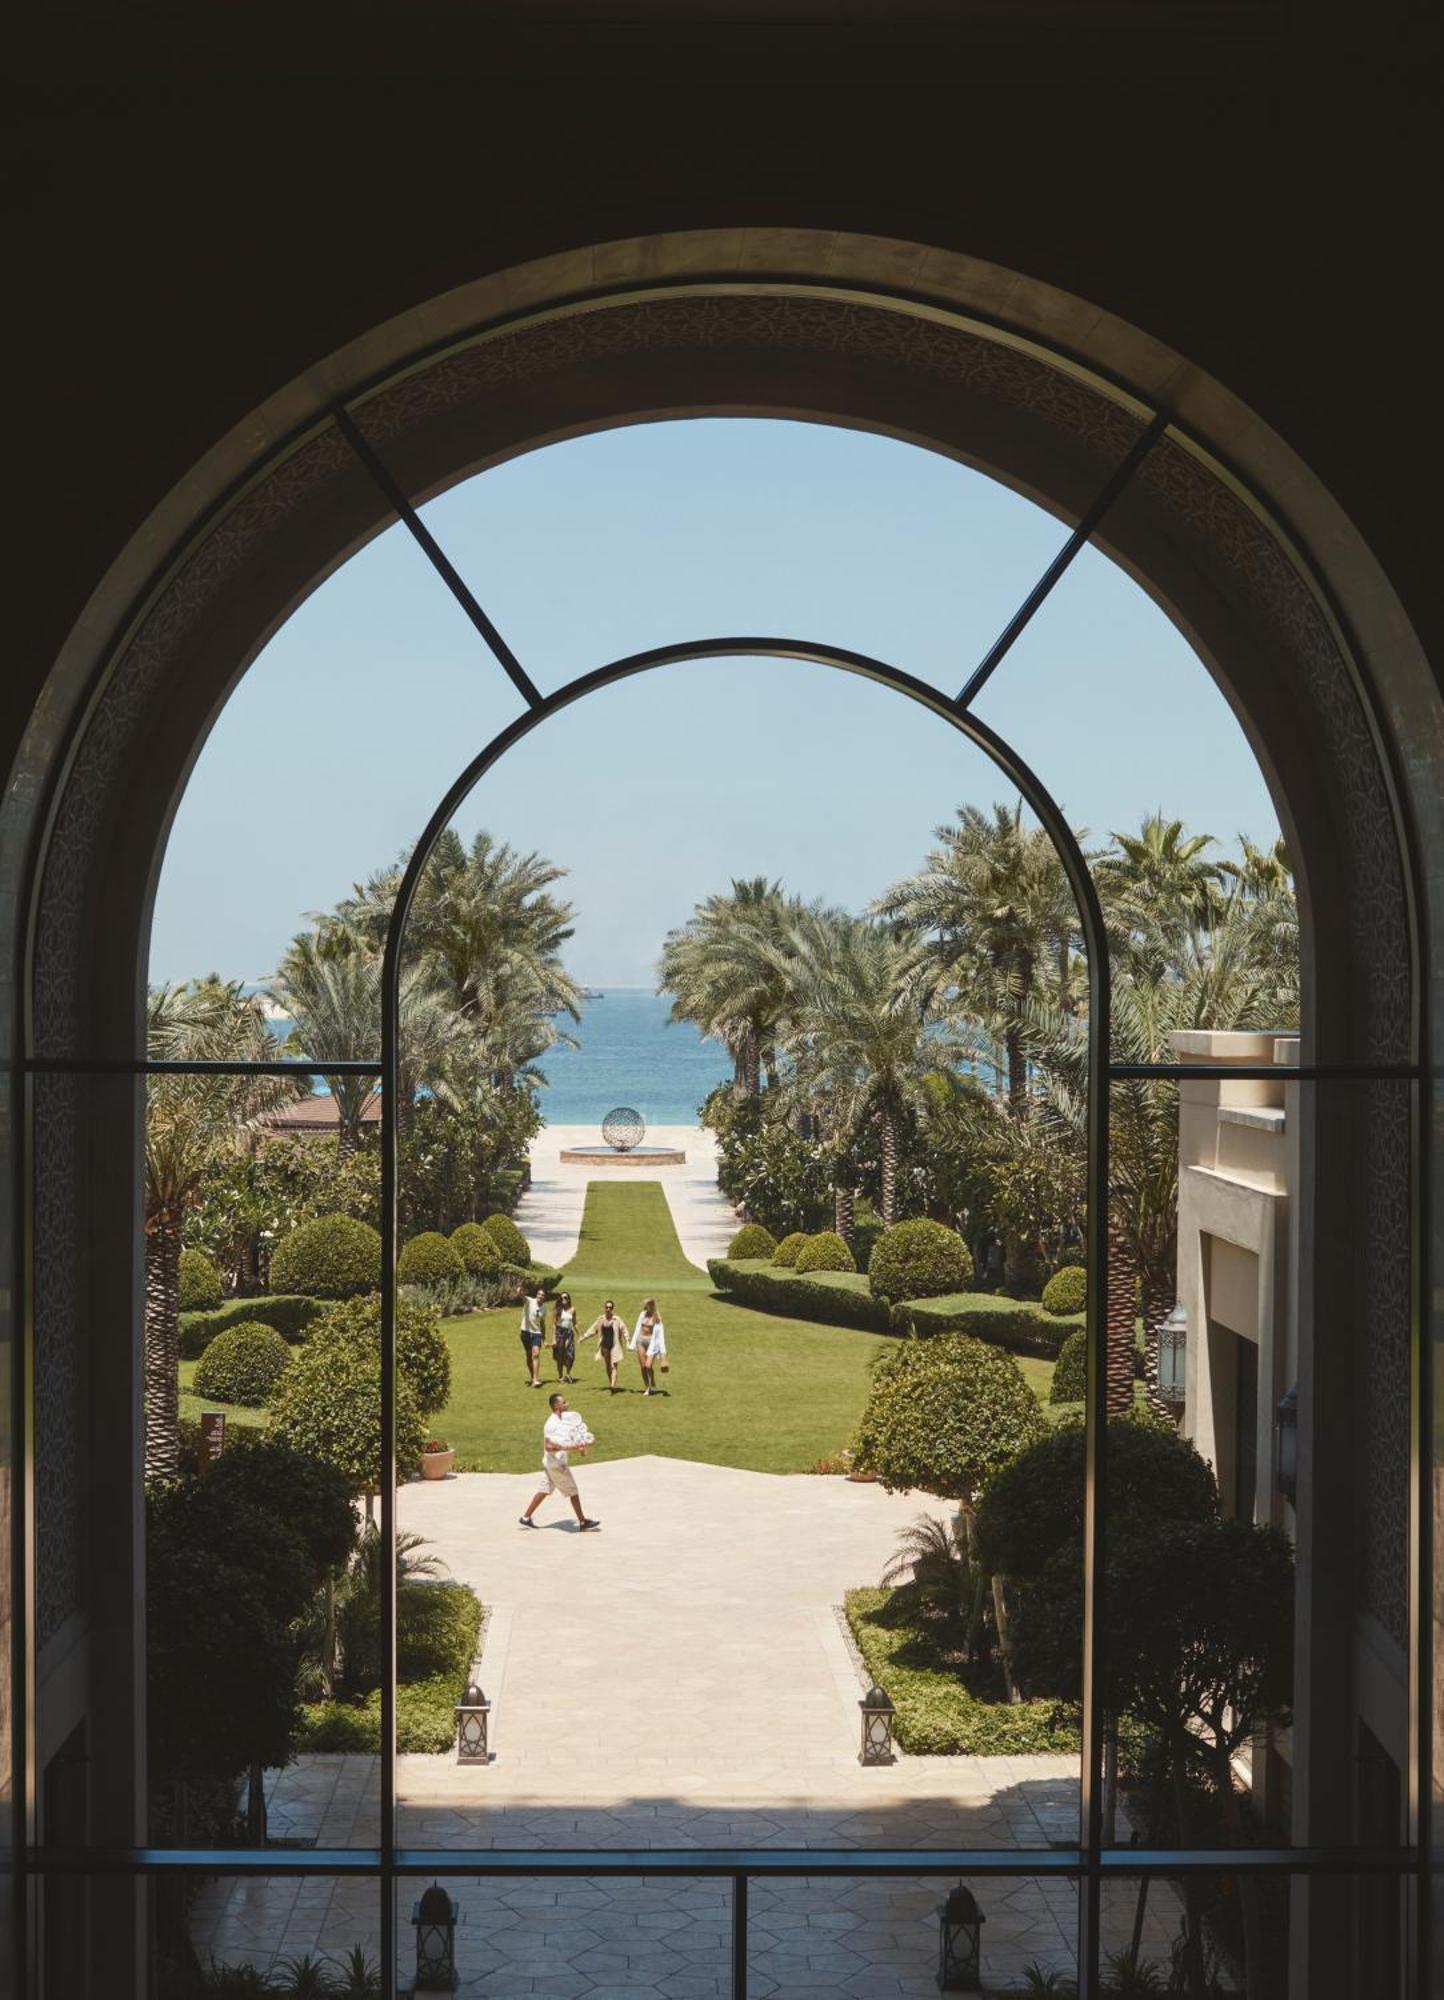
450;1221;502;1277
795;1230;857;1274
771;1231;808;1268
193;1321;292;1407
480;1211;531;1268
398;1231;465;1287
867;1218;974;1304
728;1222;778;1260
853;1331;1046;1502
269;1213;382;1299
1050;1327;1087;1404
179;1245;224;1311
1042;1264;1087;1317
312;1293;452;1419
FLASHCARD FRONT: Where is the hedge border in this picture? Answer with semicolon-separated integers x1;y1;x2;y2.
178;1293;324;1360
894;1292;1083;1358
707;1258;891;1331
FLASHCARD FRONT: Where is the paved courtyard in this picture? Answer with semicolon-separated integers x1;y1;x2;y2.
191;1460;1183;1991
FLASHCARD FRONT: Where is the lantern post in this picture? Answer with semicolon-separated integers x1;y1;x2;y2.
858;1684;896;1765
454;1681;491;1764
410;1882;459;1990
936;1882;985;1991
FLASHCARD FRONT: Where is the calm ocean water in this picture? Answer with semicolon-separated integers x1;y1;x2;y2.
540;989;732;1126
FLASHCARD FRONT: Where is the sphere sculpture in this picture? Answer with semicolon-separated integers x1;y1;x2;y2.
601;1105;645;1152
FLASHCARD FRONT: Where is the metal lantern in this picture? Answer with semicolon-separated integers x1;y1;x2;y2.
936;1881;985;1991
454;1681;490;1764
411;1883;458;1990
1275;1383;1299;1505
1158;1301;1188;1409
858;1684;896;1765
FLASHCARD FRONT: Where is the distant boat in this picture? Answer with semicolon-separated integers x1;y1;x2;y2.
584;988;605;999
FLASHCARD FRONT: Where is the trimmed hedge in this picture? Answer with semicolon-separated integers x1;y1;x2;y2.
771;1231;808;1269
451;1221;503;1277
896;1292;1083;1359
707;1258;892;1331
481;1212;531;1266
179;1246;224;1311
728;1221;777;1260
795;1229;856;1274
398;1231;465;1287
178;1293;324;1359
867;1218;973;1304
269;1214;382;1299
845;1588;1074;1755
1042;1264;1088;1316
193;1322;292;1407
1051;1327;1087;1403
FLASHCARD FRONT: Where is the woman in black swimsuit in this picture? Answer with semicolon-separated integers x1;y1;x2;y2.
580;1299;628;1391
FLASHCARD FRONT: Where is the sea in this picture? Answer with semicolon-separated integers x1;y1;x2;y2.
540;989;731;1126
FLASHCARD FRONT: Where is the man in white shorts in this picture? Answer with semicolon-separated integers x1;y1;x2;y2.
519;1392;600;1531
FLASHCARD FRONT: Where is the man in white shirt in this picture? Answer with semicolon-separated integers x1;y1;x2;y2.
519;1392;600;1531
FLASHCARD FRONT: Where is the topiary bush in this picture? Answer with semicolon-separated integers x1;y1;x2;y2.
450;1220;503;1277
853;1332;1046;1502
312;1292;452;1419
269;1213;381;1299
179;1245;224;1311
1042;1264;1088;1316
895;1291;1081;1357
1051;1327;1087;1404
270;1322;425;1498
480;1211;530;1267
179;1293;325;1358
398;1231;465;1287
771;1231;808;1268
867;1218;974;1304
706;1258;892;1331
795;1229;857;1274
728;1221;778;1259
193;1321;292;1407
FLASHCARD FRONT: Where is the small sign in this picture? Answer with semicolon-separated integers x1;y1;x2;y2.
198;1411;226;1472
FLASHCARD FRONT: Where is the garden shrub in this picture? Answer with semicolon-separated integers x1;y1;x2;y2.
1042;1264;1088;1316
707;1258;892;1331
867;1217;973;1304
313;1292;451;1418
853;1332;1045;1500
1051;1327;1087;1404
192;1322;292;1407
297;1577;482;1754
206;1436;356;1578
269;1213;381;1299
450;1220;503;1277
728;1221;777;1260
896;1291;1082;1358
844;1588;1073;1756
178;1245;224;1311
771;1231;808;1268
178;1293;324;1359
397;1230;465;1287
795;1229;856;1274
270;1325;426;1497
480;1211;531;1266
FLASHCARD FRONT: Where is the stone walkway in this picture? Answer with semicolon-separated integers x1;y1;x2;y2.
190;1462;1183;1990
515;1124;738;1270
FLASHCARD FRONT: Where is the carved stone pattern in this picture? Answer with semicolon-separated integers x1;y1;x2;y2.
1140;442;1410;1064
1358;1083;1412;1645
354;293;1147;469
32;1075;81;1644
32;429;356;1057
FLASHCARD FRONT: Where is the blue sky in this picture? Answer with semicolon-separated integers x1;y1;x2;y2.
150;419;1281;987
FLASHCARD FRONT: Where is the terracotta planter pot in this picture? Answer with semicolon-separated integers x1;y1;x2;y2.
845;1470;879;1483
420;1448;455;1480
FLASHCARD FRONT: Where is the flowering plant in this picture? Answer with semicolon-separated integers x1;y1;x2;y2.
422;1437;450;1453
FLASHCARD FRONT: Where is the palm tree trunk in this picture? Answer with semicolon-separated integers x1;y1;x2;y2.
1004;1024;1027;1114
1106;1217;1138;1416
144;1209;184;1482
741;1021;761;1097
879;1106;899;1226
833;1184;855;1243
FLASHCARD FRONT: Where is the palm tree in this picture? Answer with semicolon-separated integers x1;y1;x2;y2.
782;911;952;1225
144;981;297;1479
1095;812;1224;975
657;877;796;1096
875;801;1080;1113
269;935;382;1155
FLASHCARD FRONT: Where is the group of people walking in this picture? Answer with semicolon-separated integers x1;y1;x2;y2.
518;1286;670;1396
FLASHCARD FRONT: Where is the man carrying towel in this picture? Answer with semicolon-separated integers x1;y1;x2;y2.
519;1392;600;1532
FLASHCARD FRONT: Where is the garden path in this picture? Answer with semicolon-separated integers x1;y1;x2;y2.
514;1123;738;1271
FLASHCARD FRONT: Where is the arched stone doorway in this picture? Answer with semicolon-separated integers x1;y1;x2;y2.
10;231;1439;1998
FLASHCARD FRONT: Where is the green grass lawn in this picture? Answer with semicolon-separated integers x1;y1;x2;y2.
178;1359;267;1430
437;1181;895;1474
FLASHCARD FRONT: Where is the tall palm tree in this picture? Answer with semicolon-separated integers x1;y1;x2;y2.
782;911;951;1225
1095;812;1224;975
657;877;796;1096
145;982;297;1480
875;801;1080;1113
269;935;382;1155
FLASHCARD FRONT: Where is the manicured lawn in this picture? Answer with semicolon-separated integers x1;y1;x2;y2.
436;1180;895;1474
178;1358;267;1430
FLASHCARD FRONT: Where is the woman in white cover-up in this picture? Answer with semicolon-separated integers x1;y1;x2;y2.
629;1297;668;1396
